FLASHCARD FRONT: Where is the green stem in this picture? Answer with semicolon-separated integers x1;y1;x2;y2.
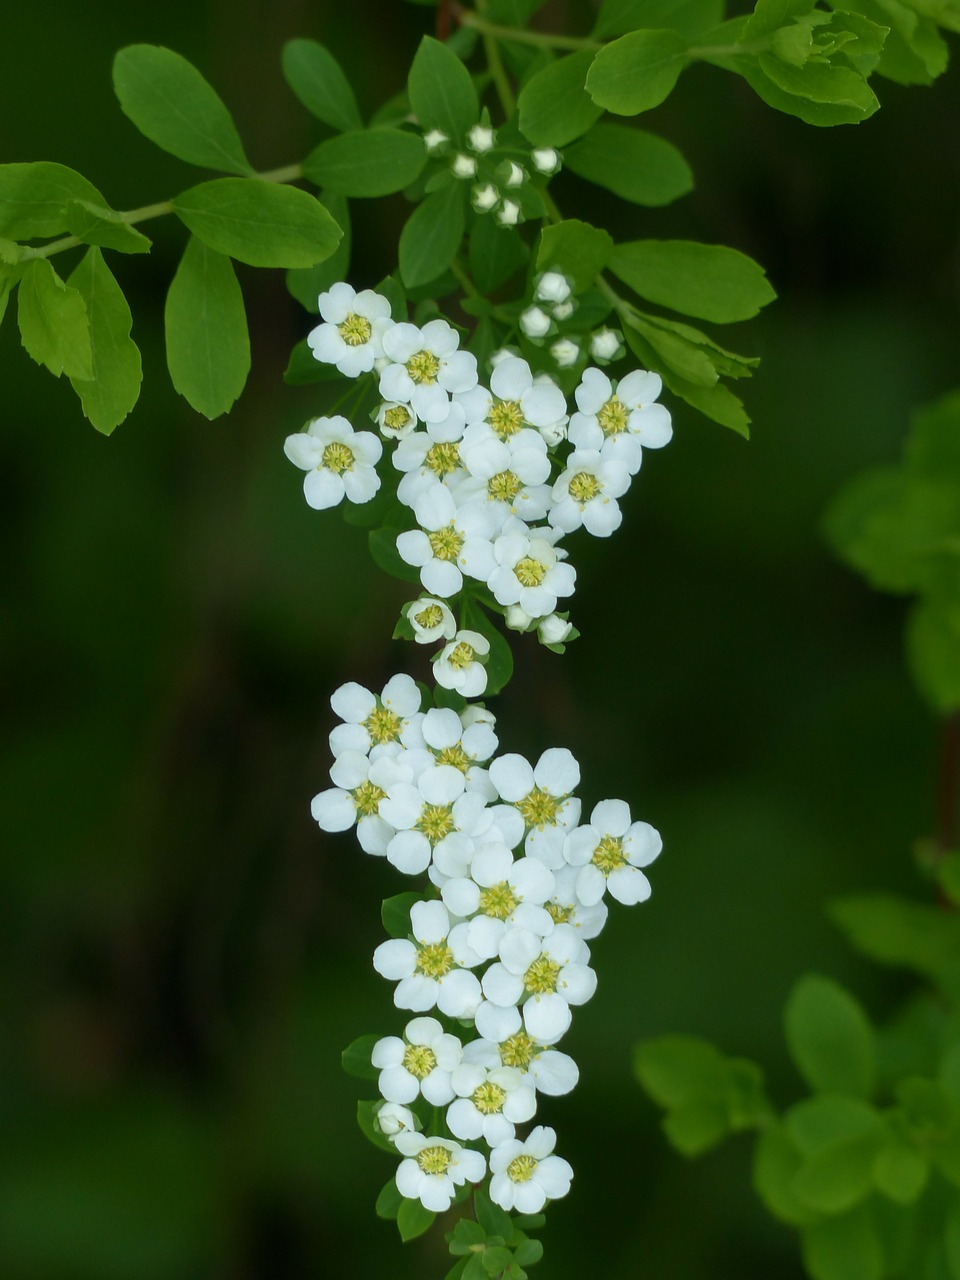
457;6;602;51
19;161;305;261
450;256;482;300
476;0;517;117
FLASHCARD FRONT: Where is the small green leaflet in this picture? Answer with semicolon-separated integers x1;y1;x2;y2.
303;129;428;198
381;891;421;938
0;162;104;240
164;236;250;419
340;1034;379;1081
564;124;693;207
800;1207;883;1280
517;51;603;147
784;974;876;1099
281;39;363;132
610;238;776;323
64;199;152;254
586;30;690;115
399;181;465;288
17;258;93;380
286;192;351;311
536;219;613;293
67;248;143;434
408;36;479;139
112;45;253;175
396;1197;435;1242
172;179;342;268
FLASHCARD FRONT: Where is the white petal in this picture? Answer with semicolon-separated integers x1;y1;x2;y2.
373;939;416;980
379;1065;419;1104
330;682;375;724
371;1036;405;1068
489;754;535;802
310;788;355;832
559;963;597;1005
536;1154;573;1199
411;899;451;944
530;1051;579;1096
607;866;652;905
475;1001;522;1041
523;993;572;1042
482;963;526;1007
436;969;482;1018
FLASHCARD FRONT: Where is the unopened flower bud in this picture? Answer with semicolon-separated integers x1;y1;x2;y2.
452;153;477;179
472;182;500;213
467;124;496;153
537;271;572;304
520;306;551;339
496;199;520;227
423;129;449;153
538;613;574;646
531;147;561;174
551;338;580;368
590;328;623;362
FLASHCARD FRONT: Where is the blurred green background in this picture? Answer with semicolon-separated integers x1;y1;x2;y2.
1;1;957;1276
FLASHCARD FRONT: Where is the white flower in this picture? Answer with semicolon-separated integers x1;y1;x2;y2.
373;899;483;1017
489;1127;572;1212
551;338;579;368
569;366;673;473
421;705;498;776
488;527;576;619
327;674;423;757
395;1132;485;1212
477;1006;579;1096
306;283;393;377
472;182;500;212
311;747;392;832
283;415;382;510
373;1016;463;1106
393;411;471;509
452;152;478;178
590;327;623;362
481;922;596;1041
447;1061;537;1146
497;199;520;227
443;842;555;961
544;864;609;939
536;272;572;305
455;422;553;524
376;400;419;440
433;629;490;698
520;306;552;339
549;448;632;538
563;799;662;906
405;596;457;645
467;124;496;153
423;129;449;152
538;613;573;646
486;357;567;442
396;486;497;598
531;147;561;175
376;1101;420;1136
379;763;468;874
380;320;478;424
488;746;581;865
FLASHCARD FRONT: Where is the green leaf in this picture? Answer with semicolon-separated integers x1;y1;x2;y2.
164;236;250;419
381;891;421;939
369;528;422;585
283;337;341;385
286;192;351;311
594;0;725;39
469;217;528;294
173;179;341;268
518;51;604;147
609;238;776;323
356;1100;395;1154
341;1033;380;1081
445;1260;469;1280
564;124;693;206
946;1202;960;1280
537;219;613;294
514;1239;544;1265
873;1131;928;1204
63;199;152;254
397;1197;436;1242
906;600;960;714
828;893;960;980
112;45;252;175
785;1095;881;1155
837;0;945;86
474;1185;514;1239
742;0;816;41
17;258;92;380
304;129;428;198
281;39;363;132
791;1129;882;1214
624;324;752;436
0;264;19;330
785;973;876;1099
408;36;479;139
0;162;104;240
800;1206;883;1280
738;58;878;125
399;182;466;288
628;315;718;386
481;1246;514;1273
756;52;879;115
586;30;690;115
753;1123;820;1226
375;1177;404;1221
66;249;142;434
463;1255;487;1280
460;599;514;696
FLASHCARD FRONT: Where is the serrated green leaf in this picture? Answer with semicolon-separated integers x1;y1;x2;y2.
63;199;152;254
834;0;945;85
586;30;690;115
370;528;422;584
800;1206;883;1280
356;1100;396;1154
375;1177;404;1221
399;181;465;288
286;192;351;312
0;162;105;240
537;219;613;294
397;1196;436;1241
518;51;603;147
408;36;479;139
828;893;960;980
594;0;725;39
172;179;341;268
785;973;876;1099
906;599;960;714
381;891;421;939
610;238;776;323
281;39;363;132
66;248;142;434
565;123;693;206
753;1123;820;1226
18;258;92;380
304;129;428;198
112;45;252;175
164;237;250;419
341;1033;380;1081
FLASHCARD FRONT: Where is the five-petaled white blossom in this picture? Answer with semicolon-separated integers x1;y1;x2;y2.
283;415;382;510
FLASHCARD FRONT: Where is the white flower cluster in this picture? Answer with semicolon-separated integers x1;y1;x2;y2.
521;273;627;372
423;122;561;229
312;672;662;1213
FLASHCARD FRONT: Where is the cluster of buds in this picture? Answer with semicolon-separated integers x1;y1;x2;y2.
424;121;561;229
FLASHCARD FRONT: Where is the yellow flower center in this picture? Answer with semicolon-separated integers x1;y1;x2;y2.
472;1081;507;1115
507;1154;539;1184
593;834;628;876
524;955;561;994
569;471;601;504
321;441;354;473
489;400;524;438
546;901;574;925
407;350;441;384
351;780;386;817
337;313;372;346
364;705;402;744
479;881;518;920
447;642;475;670
428;523;465;562
414;604;445;631
516;786;560;829
416;803;455;844
402;1044;438;1079
425;441;461;476
417;1144;453;1174
598;395;629;435
499;1031;541;1070
515;556;546;587
488;470;521;503
414;941;454;978
435;744;471;772
383;405;412;432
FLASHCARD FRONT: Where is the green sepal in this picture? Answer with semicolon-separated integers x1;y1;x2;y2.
356;1100;396;1154
397;1196;436;1241
382;891;422;939
341;1033;380;1081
